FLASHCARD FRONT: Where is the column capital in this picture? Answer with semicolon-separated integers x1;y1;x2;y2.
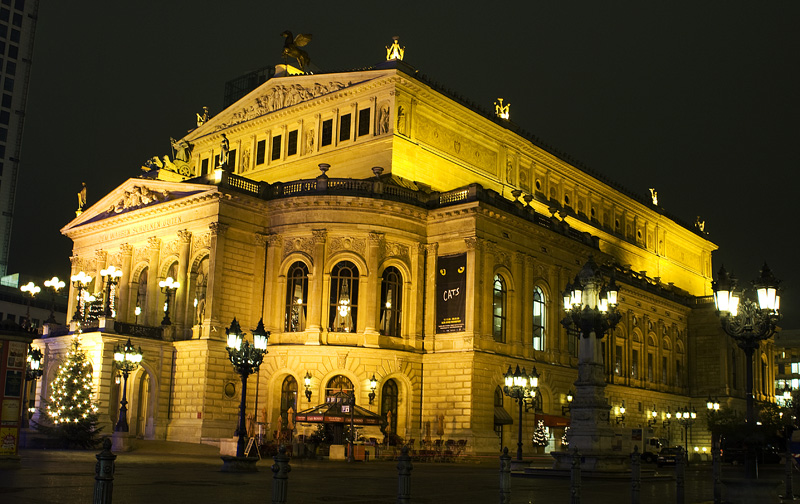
424;243;438;255
254;232;270;247
177;229;193;243
311;229;327;244
120;243;133;255
147;237;162;251
209;222;229;237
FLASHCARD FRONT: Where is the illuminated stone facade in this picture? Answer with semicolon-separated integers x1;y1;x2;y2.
31;59;774;454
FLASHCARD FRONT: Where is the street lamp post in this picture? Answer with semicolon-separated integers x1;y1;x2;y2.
557;256;623;470
225;317;269;458
70;271;93;322
159;277;180;325
368;374;378;405
503;364;539;461
676;406;697;454
113;338;143;432
706;396;721;504
44;277;65;324
712;264;781;479
20;281;40;330
20;347;43;428
303;371;313;402
100;266;123;318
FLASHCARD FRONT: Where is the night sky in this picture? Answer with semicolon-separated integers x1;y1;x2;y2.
12;3;800;326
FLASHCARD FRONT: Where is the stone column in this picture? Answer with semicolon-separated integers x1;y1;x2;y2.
407;243;426;349
250;232;269;328
513;252;527;355
363;232;383;338
202;222;228;339
175;230;192;332
263;234;282;334
464;237;481;340
424;243;438;344
483;241;497;343
305;229;327;335
117;244;133;323
146;237;161;327
94;250;108;298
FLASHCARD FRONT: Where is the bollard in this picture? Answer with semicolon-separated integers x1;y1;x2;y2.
271;445;292;504
675;446;685;504
630;445;641;504
570;449;581;504
712;435;721;504
783;439;794;501
397;445;413;504
93;438;116;504
499;447;511;504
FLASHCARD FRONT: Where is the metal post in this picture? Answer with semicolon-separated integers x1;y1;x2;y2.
784;427;794;501
500;447;511;504
114;370;130;432
516;397;524;461
675;446;685;504
236;371;249;457
631;445;641;504
743;345;757;480
271;445;291;504
397;445;413;504
348;392;355;462
93;438;116;504
570;449;581;504
712;433;721;504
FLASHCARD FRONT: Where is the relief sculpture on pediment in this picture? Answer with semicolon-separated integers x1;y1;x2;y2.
107;186;171;215
216;81;353;130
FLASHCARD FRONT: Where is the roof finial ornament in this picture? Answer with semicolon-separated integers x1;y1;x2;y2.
649;188;658;205
494;98;510;120
280;30;312;71
386;36;405;61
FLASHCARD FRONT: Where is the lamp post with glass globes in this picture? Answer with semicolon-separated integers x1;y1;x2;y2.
676;406;697;455
20;281;40;330
225;317;269;458
70;271;93;322
712;263;781;480
20;347;43;428
100;266;123;318
44;276;65;324
503;364;539;461
113;338;143;432
158;277;179;325
558;256;622;470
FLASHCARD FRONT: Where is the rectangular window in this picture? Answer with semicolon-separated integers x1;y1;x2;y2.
201;158;209;175
631;349;639;379
647;353;653;382
5;61;14;76
676;359;683;387
662;356;668;384
321;119;332;146
779;363;785;375
358;108;371;136
228;149;236;172
3;77;13;92
0;8;8;21
0;127;7;142
12;12;20;27
271;135;282;161
256;139;265;165
10;29;19;43
339;113;351;142
792;362;800;374
615;345;622;376
287;130;298;156
7;44;16;59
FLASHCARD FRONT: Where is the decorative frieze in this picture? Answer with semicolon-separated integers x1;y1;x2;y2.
106;186;171;215
283;236;314;259
328;236;366;255
415;115;498;175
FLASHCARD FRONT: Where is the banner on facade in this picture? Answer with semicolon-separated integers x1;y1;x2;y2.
436;253;466;333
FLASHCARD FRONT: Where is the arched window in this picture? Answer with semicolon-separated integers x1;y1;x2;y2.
329;261;359;332
381;379;398;434
162;262;178;324
532;286;546;351
280;376;298;428
380;267;403;337
326;375;354;397
285;262;308;332
191;258;208;326
135;267;148;324
492;275;506;342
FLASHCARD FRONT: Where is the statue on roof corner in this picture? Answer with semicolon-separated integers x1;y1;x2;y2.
77;182;87;214
196;106;209;127
386;36;404;61
281;30;312;71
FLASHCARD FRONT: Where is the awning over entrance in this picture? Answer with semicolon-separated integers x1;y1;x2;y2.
295;391;382;425
494;406;513;425
535;413;570;428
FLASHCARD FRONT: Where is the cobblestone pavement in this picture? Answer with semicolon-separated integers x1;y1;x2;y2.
0;442;794;504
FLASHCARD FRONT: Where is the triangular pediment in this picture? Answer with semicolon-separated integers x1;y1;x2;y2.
185;69;396;140
61;178;216;235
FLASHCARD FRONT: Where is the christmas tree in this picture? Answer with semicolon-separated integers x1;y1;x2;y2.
532;419;549;447
561;426;571;448
38;336;101;448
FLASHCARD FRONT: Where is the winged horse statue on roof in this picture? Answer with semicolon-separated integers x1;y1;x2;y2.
281;31;312;71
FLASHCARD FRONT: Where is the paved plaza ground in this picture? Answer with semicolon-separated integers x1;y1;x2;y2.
0;441;795;503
